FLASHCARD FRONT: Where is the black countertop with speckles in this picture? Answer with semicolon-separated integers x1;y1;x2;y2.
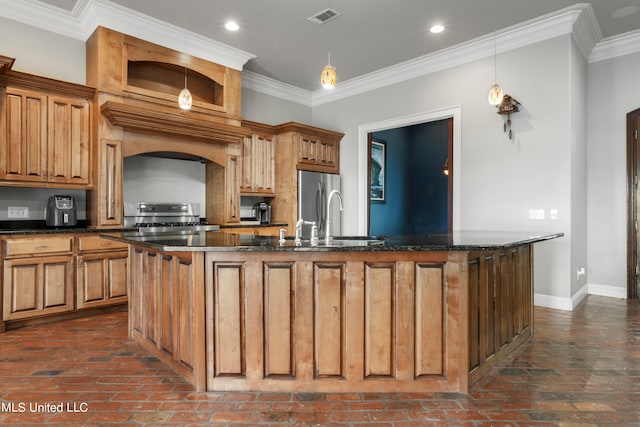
100;230;564;252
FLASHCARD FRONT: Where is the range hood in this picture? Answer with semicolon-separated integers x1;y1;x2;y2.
100;101;250;145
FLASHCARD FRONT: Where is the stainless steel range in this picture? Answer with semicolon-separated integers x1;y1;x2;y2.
124;202;220;234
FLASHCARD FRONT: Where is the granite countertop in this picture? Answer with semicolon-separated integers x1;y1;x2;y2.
0;220;129;235
101;230;564;252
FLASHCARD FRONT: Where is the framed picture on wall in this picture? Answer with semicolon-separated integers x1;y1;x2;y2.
370;138;386;201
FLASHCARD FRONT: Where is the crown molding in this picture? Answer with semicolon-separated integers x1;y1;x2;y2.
0;0;255;70
310;4;589;106
242;70;311;107
589;29;640;63
3;1;637;105
571;4;602;59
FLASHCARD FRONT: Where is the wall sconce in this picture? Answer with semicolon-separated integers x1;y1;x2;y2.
496;94;520;139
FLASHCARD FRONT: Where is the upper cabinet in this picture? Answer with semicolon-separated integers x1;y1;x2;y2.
86;27;243;130
241;121;275;196
275;122;343;174
0;72;94;188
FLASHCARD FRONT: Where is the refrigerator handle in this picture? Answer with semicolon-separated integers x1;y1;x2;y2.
316;182;322;225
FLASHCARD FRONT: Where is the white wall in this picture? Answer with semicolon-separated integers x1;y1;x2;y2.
242;88;311;125
312;36;574;302
123;156;206;215
570;38;589;300
0;16;85;84
587;50;640;298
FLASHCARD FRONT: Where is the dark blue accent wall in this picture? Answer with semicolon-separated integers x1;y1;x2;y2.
369;119;449;237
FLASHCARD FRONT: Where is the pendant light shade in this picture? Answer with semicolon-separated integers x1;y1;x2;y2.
487;0;503;106
321;52;336;89
179;13;192;110
178;86;192;110
488;83;504;106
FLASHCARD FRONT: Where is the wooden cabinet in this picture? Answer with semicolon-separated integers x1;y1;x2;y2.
220;226;284;236
226;155;241;222
2;236;74;321
88;139;123;227
129;247;205;390
206;154;241;225
297;133;339;173
271;122;344;234
240;121;275;196
0;88;47;182
240;134;275;195
1;233;129;326
46;94;91;185
274;122;342;174
76;235;128;309
0;73;94;187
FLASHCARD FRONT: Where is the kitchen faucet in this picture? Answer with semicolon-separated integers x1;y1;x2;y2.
295;218;318;246
325;189;343;243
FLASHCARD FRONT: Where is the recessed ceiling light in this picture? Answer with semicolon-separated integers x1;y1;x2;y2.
430;24;445;34
225;21;240;31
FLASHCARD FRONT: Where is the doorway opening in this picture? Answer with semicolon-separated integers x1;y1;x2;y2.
368;119;453;236
626;107;640;300
357;106;461;236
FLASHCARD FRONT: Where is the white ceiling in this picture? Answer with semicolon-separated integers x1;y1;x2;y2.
17;0;640;90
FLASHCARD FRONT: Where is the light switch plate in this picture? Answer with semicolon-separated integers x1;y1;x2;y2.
528;209;545;220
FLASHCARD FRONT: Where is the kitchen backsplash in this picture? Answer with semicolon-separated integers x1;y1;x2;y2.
0;187;86;221
123;155;206;215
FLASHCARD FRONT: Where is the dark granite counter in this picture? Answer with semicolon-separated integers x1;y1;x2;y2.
102;230;563;252
0;220;129;235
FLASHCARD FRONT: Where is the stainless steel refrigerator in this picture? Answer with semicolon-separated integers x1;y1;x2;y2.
298;170;342;238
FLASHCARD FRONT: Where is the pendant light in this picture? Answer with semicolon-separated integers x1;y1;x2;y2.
178;14;192;110
178;67;192;110
487;0;504;106
321;51;336;89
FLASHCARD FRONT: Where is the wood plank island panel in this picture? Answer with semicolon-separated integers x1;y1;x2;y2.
127;247;488;393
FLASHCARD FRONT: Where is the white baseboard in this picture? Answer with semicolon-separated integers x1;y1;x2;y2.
587;282;627;299
534;282;627;311
534;293;575;311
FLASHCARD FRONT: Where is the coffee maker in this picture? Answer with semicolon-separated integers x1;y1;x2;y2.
253;202;272;224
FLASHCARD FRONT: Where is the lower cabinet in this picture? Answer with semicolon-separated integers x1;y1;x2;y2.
3;255;74;321
1;233;129;326
220;226;284;236
76;251;128;309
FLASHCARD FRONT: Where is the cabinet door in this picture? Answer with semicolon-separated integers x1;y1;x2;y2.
0;88;47;182
76;251;128;309
3;255;73;321
240;134;275;195
319;139;338;170
226;155;240;223
298;134;319;166
256;135;274;194
99;139;123;226
47;95;91;185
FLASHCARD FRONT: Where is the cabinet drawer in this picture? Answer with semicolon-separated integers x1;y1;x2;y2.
77;235;128;253
3;236;73;258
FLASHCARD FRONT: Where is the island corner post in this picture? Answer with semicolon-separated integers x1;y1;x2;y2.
125;242;534;393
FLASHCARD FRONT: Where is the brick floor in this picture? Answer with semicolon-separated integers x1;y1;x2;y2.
0;295;639;426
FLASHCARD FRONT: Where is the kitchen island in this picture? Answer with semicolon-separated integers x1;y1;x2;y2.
104;230;562;393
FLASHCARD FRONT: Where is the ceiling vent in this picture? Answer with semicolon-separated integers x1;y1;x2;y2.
307;8;342;25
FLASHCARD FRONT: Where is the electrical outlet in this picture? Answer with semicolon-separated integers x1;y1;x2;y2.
8;207;29;219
